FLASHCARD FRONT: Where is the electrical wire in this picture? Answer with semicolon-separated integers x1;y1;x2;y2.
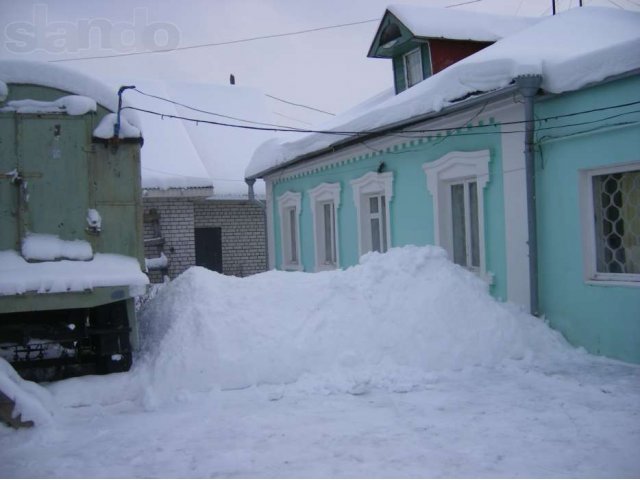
122;95;640;136
48;0;492;65
49;18;379;63
131;87;300;130
122;101;640;137
271;111;313;126
265;94;335;116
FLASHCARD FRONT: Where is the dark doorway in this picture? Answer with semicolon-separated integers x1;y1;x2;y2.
195;227;223;273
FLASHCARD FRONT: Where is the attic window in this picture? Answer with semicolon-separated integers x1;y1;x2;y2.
380;23;401;49
404;48;423;88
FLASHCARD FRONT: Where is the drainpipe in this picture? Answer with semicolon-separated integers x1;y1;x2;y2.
246;178;269;271
515;74;543;317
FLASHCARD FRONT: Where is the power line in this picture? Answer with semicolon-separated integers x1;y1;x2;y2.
46;0;498;65
122;100;640;137
272;111;313;126
49;18;379;63
131;87;300;130
265;94;335;116
445;0;484;7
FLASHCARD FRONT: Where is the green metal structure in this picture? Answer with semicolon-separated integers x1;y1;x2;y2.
0;81;147;381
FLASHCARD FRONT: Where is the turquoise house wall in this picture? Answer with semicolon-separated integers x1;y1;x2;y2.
270;119;508;301
535;75;640;364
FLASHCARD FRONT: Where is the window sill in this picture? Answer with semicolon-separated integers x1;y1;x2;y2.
481;271;495;286
315;263;337;272
281;263;303;272
585;278;640;288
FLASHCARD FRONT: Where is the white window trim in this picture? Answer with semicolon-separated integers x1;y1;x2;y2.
351;171;393;257
277;191;303;271
403;47;423;89
579;161;640;286
423;150;492;283
309;182;341;271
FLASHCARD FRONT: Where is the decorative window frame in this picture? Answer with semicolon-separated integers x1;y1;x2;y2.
350;171;394;257
277;191;303;271
309;182;341;271
422;150;492;283
579;161;640;286
403;47;423;89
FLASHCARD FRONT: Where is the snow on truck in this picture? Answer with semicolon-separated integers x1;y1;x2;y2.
0;60;149;382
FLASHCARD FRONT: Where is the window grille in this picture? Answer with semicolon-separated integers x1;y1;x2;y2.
592;169;640;274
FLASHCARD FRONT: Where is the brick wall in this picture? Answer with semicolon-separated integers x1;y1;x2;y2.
142;196;267;282
143;197;196;283
194;200;267;277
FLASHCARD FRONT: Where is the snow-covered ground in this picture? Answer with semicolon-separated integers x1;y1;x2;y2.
1;246;639;478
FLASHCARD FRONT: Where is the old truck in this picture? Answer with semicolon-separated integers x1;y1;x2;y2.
0;60;148;382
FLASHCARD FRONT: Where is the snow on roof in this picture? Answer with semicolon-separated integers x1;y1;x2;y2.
247;7;640;179
0;250;148;297
0;95;96;115
0;60;140;128
102;78;272;194
386;4;540;42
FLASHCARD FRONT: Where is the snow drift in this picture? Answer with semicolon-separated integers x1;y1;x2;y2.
136;246;573;398
0;358;54;427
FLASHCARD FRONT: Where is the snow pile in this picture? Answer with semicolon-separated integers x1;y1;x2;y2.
386;4;540;43
0;59;140;128
137;246;572;398
1;95;96;115
145;252;168;271
0;250;148;296
93;112;142;139
86;209;102;232
0;358;54;426
246;7;640;177
21;233;93;261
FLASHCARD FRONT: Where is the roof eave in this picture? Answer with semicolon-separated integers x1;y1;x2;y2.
247;83;520;180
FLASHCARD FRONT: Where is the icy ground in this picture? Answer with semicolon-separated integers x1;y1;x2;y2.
1;246;639;478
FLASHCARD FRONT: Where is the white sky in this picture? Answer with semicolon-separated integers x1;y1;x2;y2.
1;0;638;125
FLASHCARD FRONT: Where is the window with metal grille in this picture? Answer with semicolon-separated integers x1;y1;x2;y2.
592;169;640;276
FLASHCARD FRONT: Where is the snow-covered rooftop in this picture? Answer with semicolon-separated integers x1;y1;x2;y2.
386;4;540;42
0;250;148;297
246;7;640;178
0;60;140;129
102;79;273;194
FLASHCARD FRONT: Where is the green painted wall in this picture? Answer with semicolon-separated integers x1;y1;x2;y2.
0;84;145;285
270;120;508;301
535;75;640;363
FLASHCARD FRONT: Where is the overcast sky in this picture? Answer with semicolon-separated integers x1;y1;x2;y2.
1;0;637;126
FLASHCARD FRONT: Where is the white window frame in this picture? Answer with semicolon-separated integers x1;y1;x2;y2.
351;171;393;257
403;47;423;89
277;191;302;271
423;150;492;283
579;161;640;286
309;182;341;271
